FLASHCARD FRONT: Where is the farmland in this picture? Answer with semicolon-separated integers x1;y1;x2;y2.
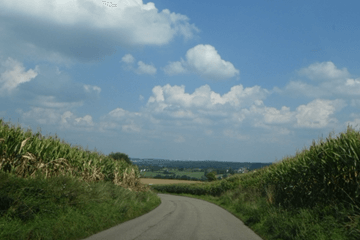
140;169;205;180
140;178;204;185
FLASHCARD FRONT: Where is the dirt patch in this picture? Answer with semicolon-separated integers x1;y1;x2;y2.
140;178;204;185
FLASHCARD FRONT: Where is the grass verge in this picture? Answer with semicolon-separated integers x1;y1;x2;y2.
152;189;358;240
0;171;161;240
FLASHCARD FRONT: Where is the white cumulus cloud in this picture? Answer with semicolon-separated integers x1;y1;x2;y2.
283;61;360;99
147;84;267;113
263;106;295;124
0;57;38;95
163;44;239;80
121;54;157;75
1;0;199;65
295;99;346;128
298;61;349;80
74;115;94;127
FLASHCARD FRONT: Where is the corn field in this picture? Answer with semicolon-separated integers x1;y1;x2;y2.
0;119;144;191
265;125;360;209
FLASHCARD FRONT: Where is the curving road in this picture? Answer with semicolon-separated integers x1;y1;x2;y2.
83;194;263;240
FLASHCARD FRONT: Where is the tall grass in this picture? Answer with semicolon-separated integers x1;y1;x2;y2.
0;171;160;240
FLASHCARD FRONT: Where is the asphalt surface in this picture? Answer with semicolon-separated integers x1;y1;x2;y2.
83;194;263;240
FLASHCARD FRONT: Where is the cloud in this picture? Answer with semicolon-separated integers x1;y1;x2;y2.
350;99;360;107
174;135;185;143
0;0;199;64
74;115;94;127
338;78;360;95
29;96;83;109
223;129;249;140
298;61;350;80
295;99;346;128
108;108;142;119
122;123;141;133
283;61;360;99
100;107;143;133
146;84;266;114
283;80;328;98
121;54;157;75
263;106;295;124
15;107;95;133
163;44;239;80
121;54;135;64
19;107;60;125
345;118;360;130
163;61;187;75
136;61;157;75
84;85;101;95
97;84;275;140
0;58;101;111
0;57;38;95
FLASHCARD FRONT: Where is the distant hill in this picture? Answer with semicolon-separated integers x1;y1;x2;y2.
131;158;272;170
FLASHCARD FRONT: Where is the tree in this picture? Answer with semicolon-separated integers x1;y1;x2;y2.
200;175;208;181
163;169;172;174
206;171;217;182
108;152;132;165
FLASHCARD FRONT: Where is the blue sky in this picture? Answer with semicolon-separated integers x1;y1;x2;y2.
1;0;360;162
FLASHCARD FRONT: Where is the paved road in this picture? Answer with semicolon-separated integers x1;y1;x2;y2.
83;194;263;240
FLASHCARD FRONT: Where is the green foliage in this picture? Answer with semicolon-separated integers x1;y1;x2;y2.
141;169;204;180
206;171;217;181
0;171;161;240
152;174;242;196
108;152;132;165
265;125;360;209
163;169;173;174
0;118;160;239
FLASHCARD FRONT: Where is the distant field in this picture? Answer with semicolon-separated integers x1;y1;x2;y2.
141;171;204;178
140;178;203;185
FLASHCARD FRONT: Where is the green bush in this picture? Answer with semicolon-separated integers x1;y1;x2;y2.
108;152;132;165
206;171;217;181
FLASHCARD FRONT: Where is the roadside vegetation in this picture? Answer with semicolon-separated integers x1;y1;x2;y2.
0;118;161;240
153;126;360;240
